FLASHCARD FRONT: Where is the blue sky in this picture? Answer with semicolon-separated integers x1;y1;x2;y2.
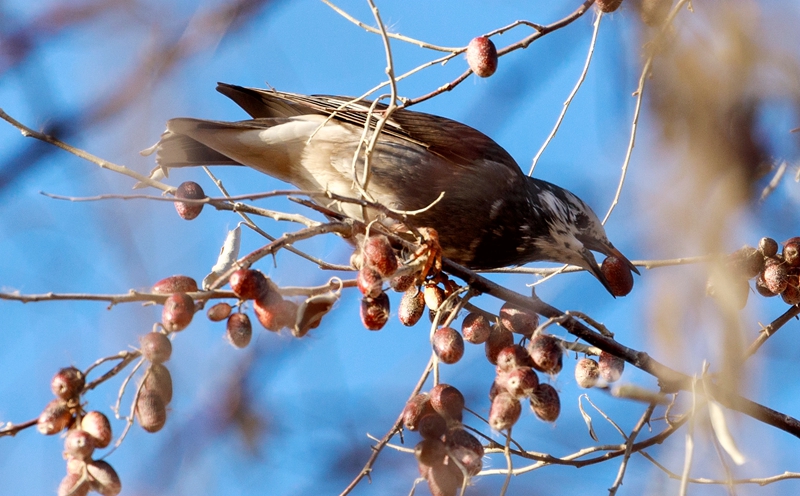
2;1;800;495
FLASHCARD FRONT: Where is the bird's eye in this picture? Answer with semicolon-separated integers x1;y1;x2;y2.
575;213;590;230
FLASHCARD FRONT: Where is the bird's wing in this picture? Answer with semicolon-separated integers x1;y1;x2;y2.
216;83;521;172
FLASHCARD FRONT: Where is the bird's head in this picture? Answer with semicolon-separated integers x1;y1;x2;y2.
529;184;639;295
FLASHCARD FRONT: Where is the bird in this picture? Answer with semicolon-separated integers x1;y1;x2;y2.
145;83;639;294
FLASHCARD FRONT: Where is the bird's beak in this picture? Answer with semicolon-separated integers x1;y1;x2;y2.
577;239;640;295
579;248;616;296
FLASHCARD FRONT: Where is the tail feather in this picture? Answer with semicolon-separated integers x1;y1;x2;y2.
151;124;243;168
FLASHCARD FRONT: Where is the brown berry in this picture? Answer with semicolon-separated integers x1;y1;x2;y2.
429;384;464;423
423;283;445;312
783;237;800;267
398;288;425;327
51;366;85;400
432;327;465;364
527;333;563;375
174;181;205;220
225;312;253;348
781;275;800;305
497;367;539;398
418;413;447;440
357;265;383;298
390;273;416;292
362;235;398;277
530;383;561;422
37;399;72;435
495;345;534;373
64;429;95;461
87;460;122;496
143;363;173;404
66;457;85;475
755;271;778;297
601;256;634;296
135;391;167;433
466;36;498;77
596;0;624;12
152;275;198;294
415;438;447;467
728;246;764;279
484;324;514;365
360;292;390;331
162;292;195;332
499;302;539;336
575;358;600;388
445;427;484;476
461;312;491;344
764;261;789;294
80;411;112;449
58;472;90;496
424;455;464;496
403;393;434;431
598;351;625;383
229;269;268;301
139;332;172;363
759;237;779;258
489;392;521;431
206;302;232;322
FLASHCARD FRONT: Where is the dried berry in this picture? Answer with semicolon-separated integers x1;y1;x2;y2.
484;324;514;365
152;275;198;294
135;391;167;433
489;392;521;431
783;237;800;267
64;429;95;461
429;384;464;423
598;351;625;383
80;411;112;449
527;333;563;375
398;288;425;327
415;438;447;467
499;302;539;336
206;302;232;322
87;460;122;496
596;0;624;12
755;271;778;297
530;383;561;422
575;358;600;388
66;457;85;475
229;269;268;301
423;283;445;312
495;345;534;373
143;363;173;404
174;181;205;220
445;427;484;476
466;36;498;77
423;455;464;496
601;256;634;296
488;379;503;402
782;275;800;305
51;366;85;400
254;297;296;332
58;472;90;496
498;367;539;398
360;292;390;331
362;235;398;277
226;312;253;348
728;246;764;279
418;413;447;440
763;261;789;294
461;312;491;344
37;399;72;435
403;393;433;431
432;327;465;364
759;237;779;258
139;332;172;363
390;273;416;293
357;265;383;298
162;292;195;332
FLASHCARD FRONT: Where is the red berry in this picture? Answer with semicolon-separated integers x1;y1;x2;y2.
418;413;447;440
37;399;72;435
497;367;539;398
362;235;398;277
495;345;534;373
80;411;112;449
423;454;464;496
764;261;788;294
781;275;800;305
445;427;484;476
174;181;205;220
135;391;167;433
162;292;195;332
64;429;95;461
527;333;563;375
139;332;172;363
489;392;521;431
357;265;383;298
575;358;600;388
360;292;390;330
414;438;447;467
461;312;491;344
759;237;779;258
226;312;253;348
755;271;779;297
143;363;173;405
598;351;625;383
254;297;296;332
466;36;498;77
429;384;465;423
530;383;561;422
152;275;198;294
499;302;539;336
783;237;800;267
601;256;634;296
403;393;433;431
51;366;85;400
390;273;416;292
206;302;232;322
87;460;122;496
398;288;425;327
423;283;445;312
58;473;90;496
484;324;514;365
229;269;268;300
728;246;764;279
432;327;464;364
